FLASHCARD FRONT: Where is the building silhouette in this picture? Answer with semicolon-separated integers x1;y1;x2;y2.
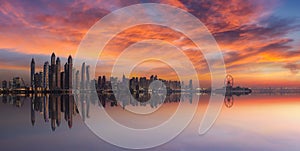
29;52;73;92
81;62;86;89
43;61;49;90
49;53;56;90
2;80;7;89
67;56;73;90
86;65;90;89
30;58;35;88
55;58;61;89
75;70;79;89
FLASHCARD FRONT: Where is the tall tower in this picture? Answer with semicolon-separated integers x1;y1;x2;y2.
189;79;193;90
68;55;73;89
51;53;56;65
43;61;49;89
86;65;90;89
64;63;68;89
55;57;61;89
50;53;56;90
72;68;76;89
102;75;106;89
97;76;102;89
30;58;35;88
81;62;86;89
75;70;79;89
61;71;65;89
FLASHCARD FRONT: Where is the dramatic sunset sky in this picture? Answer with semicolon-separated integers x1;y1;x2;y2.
0;0;299;87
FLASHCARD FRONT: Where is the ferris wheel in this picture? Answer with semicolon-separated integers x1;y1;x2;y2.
224;74;234;87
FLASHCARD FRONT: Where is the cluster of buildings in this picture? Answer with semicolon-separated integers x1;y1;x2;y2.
30;53;73;91
106;75;193;92
1;52;195;94
1;77;25;90
30;53;94;92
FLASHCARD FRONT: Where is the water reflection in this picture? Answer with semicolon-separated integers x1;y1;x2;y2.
0;92;246;131
76;92;196;121
224;95;234;108
1;93;300;151
30;94;78;131
0;92;198;131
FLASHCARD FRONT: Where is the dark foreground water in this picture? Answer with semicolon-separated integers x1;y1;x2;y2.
0;93;300;151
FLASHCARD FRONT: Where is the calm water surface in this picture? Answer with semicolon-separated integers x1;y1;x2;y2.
0;93;300;151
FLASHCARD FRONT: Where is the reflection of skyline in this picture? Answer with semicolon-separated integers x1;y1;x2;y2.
0;93;198;131
1;93;300;150
0;88;294;131
29;94;78;131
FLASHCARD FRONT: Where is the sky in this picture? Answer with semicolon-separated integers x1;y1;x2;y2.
0;0;299;87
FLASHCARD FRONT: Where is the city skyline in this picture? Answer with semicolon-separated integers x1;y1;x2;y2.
1;52;197;93
1;51;300;91
29;52;73;91
0;0;299;87
0;1;299;151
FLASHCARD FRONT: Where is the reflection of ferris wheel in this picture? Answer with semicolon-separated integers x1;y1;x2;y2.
224;74;234;87
224;95;234;108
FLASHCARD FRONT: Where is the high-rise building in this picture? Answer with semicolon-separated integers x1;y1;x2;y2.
97;76;102;89
81;62;86;89
34;73;43;88
75;70;79;89
55;57;61;89
51;52;56;65
2;80;7;89
12;77;22;89
67;55;73;89
102;75;106;89
64;63;68;89
189;79;193;90
86;65;90;89
34;74;39;88
43;61;49;89
61;72;65;89
8;80;12;89
49;53;56;90
31;58;35;88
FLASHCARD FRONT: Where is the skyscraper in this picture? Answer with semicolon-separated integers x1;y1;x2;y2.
49;53;56;90
43;61;49;89
86;65;90;89
72;68;75;89
102;75;106;89
81;62;86;89
55;57;61;89
97;76;102;89
67;55;72;89
34;73;43;88
189;79;193;90
75;70;79;89
61;72;65;89
64;63;68;89
2;80;7;89
31;58;35;88
51;52;56;65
